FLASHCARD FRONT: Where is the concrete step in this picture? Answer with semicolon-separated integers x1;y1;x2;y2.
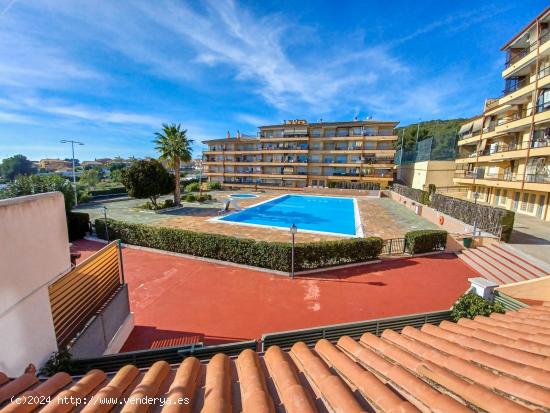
461;249;518;285
476;247;535;281
493;243;550;276
457;252;507;285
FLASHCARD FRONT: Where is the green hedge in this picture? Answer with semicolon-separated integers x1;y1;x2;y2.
68;212;90;241
95;219;383;272
404;229;447;254
89;187;127;197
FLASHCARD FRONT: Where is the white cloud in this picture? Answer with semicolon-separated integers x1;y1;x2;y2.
0;0;493;130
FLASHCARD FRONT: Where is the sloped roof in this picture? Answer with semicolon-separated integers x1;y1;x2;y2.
1;305;550;412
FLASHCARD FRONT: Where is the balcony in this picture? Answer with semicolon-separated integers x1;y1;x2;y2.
504;32;550;78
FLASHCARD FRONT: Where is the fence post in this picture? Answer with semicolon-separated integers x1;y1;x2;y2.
117;240;125;284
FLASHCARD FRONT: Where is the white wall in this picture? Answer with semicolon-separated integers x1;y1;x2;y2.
0;192;71;376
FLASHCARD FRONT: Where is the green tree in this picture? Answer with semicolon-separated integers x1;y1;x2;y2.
1;175;74;213
121;159;174;207
0;154;37;180
80;169;100;187
154;124;193;205
109;168;125;183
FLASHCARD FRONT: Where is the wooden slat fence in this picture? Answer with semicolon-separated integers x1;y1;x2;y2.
49;241;123;347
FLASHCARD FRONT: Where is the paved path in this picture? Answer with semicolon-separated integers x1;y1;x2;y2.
508;214;550;265
74;240;475;351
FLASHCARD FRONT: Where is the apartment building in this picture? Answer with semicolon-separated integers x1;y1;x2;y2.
38;158;72;171
454;7;550;221
203;119;398;190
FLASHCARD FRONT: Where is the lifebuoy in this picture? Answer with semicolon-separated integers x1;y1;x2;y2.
439;216;445;225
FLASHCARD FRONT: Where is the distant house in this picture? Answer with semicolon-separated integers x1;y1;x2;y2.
80;161;103;168
38;158;71;171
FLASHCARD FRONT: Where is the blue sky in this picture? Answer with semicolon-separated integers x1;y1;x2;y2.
0;0;547;160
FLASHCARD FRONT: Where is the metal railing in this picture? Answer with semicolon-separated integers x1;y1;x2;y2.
381;238;406;255
71;340;258;374
525;174;550;184
504;31;550;68
49;241;123;347
261;310;452;351
493;290;528;311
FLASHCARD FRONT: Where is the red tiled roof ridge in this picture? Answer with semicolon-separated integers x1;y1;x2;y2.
2;305;550;412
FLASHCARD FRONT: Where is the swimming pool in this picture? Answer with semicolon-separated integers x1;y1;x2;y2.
214;194;362;237
229;193;258;199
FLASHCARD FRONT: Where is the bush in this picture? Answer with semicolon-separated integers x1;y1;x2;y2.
77;189;92;204
95;219;384;272
162;199;175;208
88;187;127;197
207;182;222;190
196;194;212;202
404;229;447;254
185;182;200;192
68;212;90;241
184;193;197;202
39;349;74;376
451;292;505;321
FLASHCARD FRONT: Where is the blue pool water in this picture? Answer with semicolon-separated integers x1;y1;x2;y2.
217;194;359;236
229;193;258;199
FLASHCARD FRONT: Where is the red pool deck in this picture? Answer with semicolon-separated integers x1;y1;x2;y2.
73;240;475;351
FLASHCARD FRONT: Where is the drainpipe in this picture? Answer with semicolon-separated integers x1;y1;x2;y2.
521;17;541;191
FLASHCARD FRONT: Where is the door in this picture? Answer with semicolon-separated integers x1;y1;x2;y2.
512;192;520;211
537;195;546;219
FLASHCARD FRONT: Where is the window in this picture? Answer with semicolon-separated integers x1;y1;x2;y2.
337;128;349;137
311;128;321;137
352;127;362;136
500;190;507;206
495;189;501;205
520;193;529;211
527;194;536;213
364;127;376;136
324;128;336;137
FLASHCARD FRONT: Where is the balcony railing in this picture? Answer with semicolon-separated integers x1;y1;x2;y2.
525;174;550;184
482;173;520;182
478;142;523;156
505;32;550;68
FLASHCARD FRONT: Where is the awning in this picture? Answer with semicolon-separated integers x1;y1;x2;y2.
459;122;473;134
472;118;484;133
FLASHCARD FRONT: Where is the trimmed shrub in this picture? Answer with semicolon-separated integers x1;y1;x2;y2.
207;182;222;190
68;212;90;241
184;193;197;202
196;194;212;202
89;187;127;197
95;219;384;272
185;182;200;192
404;229;447;254
451;292;505;321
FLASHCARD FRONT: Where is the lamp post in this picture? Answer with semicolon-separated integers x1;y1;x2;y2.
290;223;297;279
60;139;84;206
103;206;109;242
414;118;422;148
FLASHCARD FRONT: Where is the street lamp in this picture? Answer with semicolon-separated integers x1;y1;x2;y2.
415;118;422;148
60;139;84;206
290;223;298;279
103;206;109;242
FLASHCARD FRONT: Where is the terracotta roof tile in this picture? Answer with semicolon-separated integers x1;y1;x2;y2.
314;339;419;413
200;353;232;413
161;357;201;413
290;341;365;412
264;346;317;413
422;323;550;371
0;373;39;405
235;349;275;413
3;307;550;412
40;370;107;413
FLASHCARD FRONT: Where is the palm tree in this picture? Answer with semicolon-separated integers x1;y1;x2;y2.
154;123;193;205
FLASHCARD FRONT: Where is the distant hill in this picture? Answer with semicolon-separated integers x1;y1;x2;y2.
396;118;468;150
